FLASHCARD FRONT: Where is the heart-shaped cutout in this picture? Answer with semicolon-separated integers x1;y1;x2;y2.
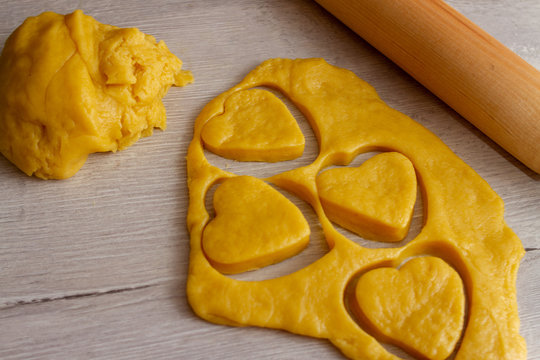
201;89;305;162
316;152;416;242
202;176;310;274
352;256;466;360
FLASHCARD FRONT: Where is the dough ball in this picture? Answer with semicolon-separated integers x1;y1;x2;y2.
0;10;193;179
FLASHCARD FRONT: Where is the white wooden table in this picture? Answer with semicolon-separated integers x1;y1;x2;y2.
0;1;538;359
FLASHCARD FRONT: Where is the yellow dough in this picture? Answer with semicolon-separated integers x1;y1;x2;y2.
201;89;304;162
202;175;310;274
317;152;417;242
352;256;465;360
0;10;193;179
186;58;525;359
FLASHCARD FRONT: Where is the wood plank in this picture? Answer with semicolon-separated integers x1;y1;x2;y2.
0;281;343;360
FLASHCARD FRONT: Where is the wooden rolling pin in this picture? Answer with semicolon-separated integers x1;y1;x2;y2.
315;0;540;174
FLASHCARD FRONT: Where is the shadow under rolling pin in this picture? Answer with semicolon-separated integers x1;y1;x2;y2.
316;0;540;174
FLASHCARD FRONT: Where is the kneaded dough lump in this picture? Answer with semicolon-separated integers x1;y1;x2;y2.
0;10;193;179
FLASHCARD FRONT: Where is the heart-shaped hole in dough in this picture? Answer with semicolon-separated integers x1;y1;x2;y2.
317;152;417;242
202;175;310;274
201;89;305;162
351;256;466;360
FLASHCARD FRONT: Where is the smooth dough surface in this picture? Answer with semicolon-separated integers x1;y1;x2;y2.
0;10;193;179
186;58;525;359
317;152;417;242
202;175;310;274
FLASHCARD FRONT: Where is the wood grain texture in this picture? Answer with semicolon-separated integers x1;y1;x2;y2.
0;0;538;359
